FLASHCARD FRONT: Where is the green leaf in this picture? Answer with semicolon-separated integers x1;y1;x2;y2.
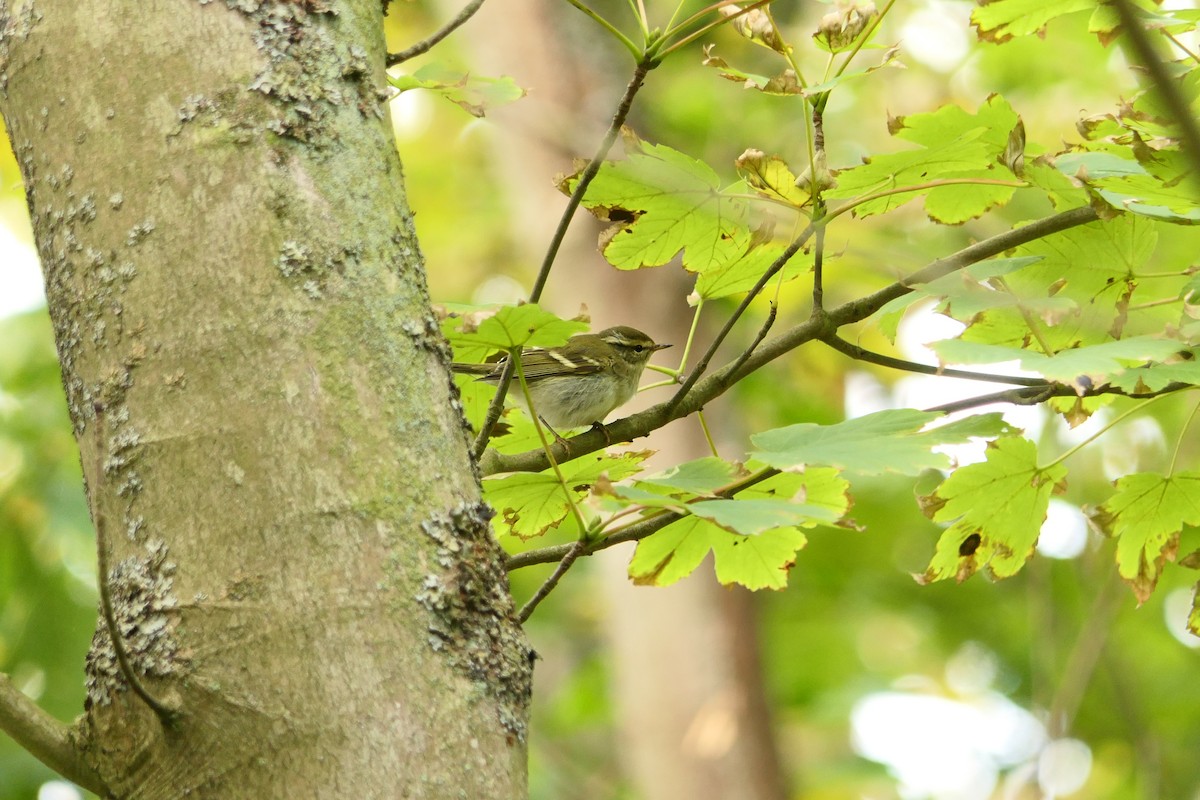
1097;471;1200;602
735;149;810;206
959;214;1166;351
692;240;809;301
1055;151;1200;221
1107;358;1200;392
931;336;1184;385
485;452;647;539
970;0;1095;43
628;468;849;590
918;437;1066;583
388;64;525;117
689;497;844;535
636;457;740;495
575;140;751;271
454;304;589;351
826;96;1021;222
908;256;1061;320
629;516;809;590
751;409;1015;476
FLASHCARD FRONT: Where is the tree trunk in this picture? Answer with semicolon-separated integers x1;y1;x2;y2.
0;1;530;796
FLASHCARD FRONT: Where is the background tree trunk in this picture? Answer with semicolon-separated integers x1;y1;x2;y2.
0;0;530;795
450;2;790;796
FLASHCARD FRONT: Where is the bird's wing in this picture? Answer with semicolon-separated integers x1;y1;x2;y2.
519;348;605;380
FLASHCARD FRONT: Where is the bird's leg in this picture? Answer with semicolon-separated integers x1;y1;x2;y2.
589;421;613;445
539;416;573;457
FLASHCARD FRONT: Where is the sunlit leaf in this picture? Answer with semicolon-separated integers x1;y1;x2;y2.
486;452;647;539
970;0;1094;43
1096;471;1200;602
450;304;588;351
628;468;849;590
826;96;1021;222
918;437;1065;583
570;140;752;271
751;409;1015;476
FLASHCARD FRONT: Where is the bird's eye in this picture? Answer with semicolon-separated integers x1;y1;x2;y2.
633;344;644;352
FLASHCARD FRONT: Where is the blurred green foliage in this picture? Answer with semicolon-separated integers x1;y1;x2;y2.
0;311;97;799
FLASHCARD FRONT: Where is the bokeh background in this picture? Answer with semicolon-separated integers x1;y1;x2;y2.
2;1;1199;798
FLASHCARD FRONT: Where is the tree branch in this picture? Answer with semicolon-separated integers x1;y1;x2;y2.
0;674;108;796
386;0;487;67
516;540;586;622
820;334;1048;386
482;206;1101;475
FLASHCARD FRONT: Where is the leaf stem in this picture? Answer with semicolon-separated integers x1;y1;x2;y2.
1168;396;1200;476
698;409;720;457
826;178;1027;223
563;0;642;58
992;276;1056;355
1043;395;1168;470
513;360;590;536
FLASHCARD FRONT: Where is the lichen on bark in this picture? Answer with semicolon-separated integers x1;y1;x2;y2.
416;501;534;741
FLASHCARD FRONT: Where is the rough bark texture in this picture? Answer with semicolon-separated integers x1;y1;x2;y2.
0;0;531;796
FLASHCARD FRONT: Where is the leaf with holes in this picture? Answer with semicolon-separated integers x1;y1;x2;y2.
917;437;1066;584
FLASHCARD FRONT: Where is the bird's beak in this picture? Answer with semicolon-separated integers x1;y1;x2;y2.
652;343;672;352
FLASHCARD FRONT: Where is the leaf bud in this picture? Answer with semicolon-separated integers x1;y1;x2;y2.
719;4;789;54
814;2;878;52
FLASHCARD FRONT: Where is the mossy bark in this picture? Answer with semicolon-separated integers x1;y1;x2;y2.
0;0;531;796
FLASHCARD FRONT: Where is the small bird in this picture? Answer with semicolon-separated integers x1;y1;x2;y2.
452;325;671;430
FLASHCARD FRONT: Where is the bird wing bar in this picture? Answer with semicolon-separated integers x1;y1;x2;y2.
518;349;605;380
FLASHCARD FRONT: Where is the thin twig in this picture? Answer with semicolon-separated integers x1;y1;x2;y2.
924;385;1063;415
386;0;487;67
821;334;1048;386
811;217;826;313
90;404;180;721
810;103;827;313
529;59;655;305
517;540;587;622
724;301;778;380
0;674;108;795
472;59;656;453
